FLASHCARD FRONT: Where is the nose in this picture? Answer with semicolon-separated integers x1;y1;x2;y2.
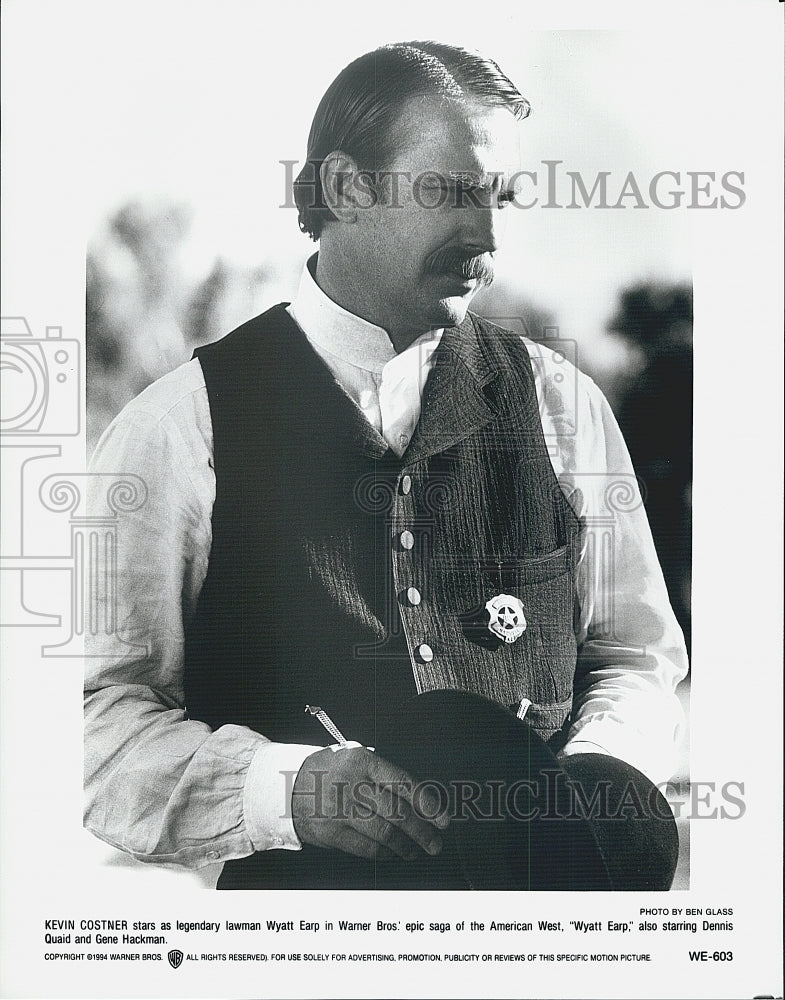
458;197;505;256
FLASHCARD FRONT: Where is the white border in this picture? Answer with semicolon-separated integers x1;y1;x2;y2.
1;3;782;998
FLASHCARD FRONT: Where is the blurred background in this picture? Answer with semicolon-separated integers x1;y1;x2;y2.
86;206;692;656
83;21;691;882
84;25;693;655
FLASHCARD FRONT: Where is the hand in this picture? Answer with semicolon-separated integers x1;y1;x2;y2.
291;746;449;861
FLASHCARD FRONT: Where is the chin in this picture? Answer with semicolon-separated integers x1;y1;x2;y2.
429;294;474;329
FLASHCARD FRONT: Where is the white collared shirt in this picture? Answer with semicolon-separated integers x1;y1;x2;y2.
287;258;443;456
85;256;688;872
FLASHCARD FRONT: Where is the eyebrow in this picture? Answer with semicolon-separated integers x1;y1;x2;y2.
448;170;516;197
448;169;514;192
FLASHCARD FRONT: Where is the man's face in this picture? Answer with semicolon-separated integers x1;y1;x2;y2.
353;97;523;335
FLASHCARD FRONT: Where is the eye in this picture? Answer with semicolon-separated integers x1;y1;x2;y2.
497;190;514;209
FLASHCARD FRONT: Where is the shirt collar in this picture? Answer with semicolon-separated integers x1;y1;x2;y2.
289;254;443;375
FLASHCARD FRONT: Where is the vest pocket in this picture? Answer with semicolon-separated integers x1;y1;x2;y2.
480;543;573;584
477;546;578;708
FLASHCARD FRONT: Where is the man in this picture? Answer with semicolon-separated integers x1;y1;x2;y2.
84;41;688;890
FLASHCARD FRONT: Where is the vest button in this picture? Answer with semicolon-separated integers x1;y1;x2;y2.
416;643;434;663
399;530;414;550
401;474;412;495
406;587;421;606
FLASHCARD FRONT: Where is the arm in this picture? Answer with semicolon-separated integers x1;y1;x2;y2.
83;365;445;866
559;379;688;785
83;367;317;867
524;337;688;786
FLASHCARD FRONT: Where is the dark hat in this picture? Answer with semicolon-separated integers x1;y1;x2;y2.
374;689;677;891
558;749;679;892
218;689;677;890
374;688;612;890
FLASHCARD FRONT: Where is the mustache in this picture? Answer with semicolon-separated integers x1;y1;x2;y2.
426;247;495;287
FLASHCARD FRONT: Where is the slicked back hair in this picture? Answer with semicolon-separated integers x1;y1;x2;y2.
293;41;531;240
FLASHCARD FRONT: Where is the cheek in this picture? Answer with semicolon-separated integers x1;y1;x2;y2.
398;194;449;236
370;206;452;277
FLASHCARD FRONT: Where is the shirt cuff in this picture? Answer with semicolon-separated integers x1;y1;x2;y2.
243;742;322;852
558;739;613;760
563;712;683;786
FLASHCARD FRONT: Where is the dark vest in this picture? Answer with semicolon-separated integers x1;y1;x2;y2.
186;304;580;755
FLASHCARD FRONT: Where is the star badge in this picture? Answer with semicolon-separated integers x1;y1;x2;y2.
485;594;527;644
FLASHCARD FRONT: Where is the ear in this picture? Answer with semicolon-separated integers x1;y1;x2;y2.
319;151;364;224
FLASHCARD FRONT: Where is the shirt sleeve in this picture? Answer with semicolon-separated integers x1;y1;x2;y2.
560;378;688;786
83;371;320;868
524;338;688;787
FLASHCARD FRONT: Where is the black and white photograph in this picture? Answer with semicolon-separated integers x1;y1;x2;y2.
1;2;782;998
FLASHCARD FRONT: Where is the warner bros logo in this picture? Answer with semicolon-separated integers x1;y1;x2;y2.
167;949;184;969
